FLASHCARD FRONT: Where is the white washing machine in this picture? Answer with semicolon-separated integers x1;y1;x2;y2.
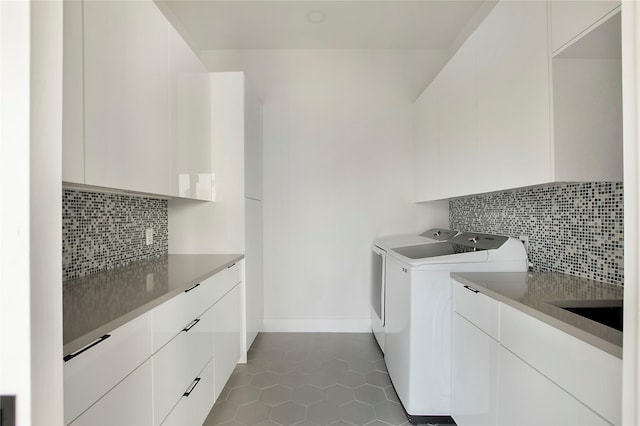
384;232;528;424
371;228;458;353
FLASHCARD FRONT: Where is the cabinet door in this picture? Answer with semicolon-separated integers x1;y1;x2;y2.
244;79;263;201
552;12;623;182
500;303;621;425
437;37;478;199
212;284;242;400
83;0;171;196
452;314;498;426
170;26;212;200
475;1;552;193
245;201;263;350
498;346;580;426
413;78;441;202
551;0;620;53
62;0;84;184
69;359;153;426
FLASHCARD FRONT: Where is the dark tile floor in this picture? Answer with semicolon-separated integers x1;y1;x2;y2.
203;333;414;426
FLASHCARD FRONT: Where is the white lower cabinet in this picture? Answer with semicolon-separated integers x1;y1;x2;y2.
212;284;242;400
500;303;620;425
497;346;611;426
64;313;152;425
451;279;617;426
452;314;498;426
69;359;153;426
452;282;499;426
162;357;215;426
152;263;240;353
498;346;581;426
155;282;241;424
153;304;215;425
64;266;243;425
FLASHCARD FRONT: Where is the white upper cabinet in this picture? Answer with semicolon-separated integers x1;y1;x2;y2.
550;0;620;54
414;1;550;202
474;1;551;194
552;11;622;182
413;78;441;202
169;27;212;201
414;0;622;202
83;0;172;196
244;82;264;201
437;37;479;199
63;0;212;200
62;0;84;184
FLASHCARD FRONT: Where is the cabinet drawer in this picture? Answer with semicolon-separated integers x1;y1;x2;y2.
152;263;240;352
453;279;500;340
162;357;215;426
64;312;152;425
153;305;214;425
69;359;153;426
500;303;621;425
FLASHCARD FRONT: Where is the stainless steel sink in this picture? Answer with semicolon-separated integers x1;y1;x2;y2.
549;299;623;332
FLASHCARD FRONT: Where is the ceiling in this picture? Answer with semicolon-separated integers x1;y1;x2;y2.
157;1;494;51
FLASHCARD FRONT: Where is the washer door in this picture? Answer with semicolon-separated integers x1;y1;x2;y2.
371;246;385;323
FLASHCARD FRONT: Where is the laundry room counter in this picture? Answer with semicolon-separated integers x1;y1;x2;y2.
451;272;623;358
63;253;243;355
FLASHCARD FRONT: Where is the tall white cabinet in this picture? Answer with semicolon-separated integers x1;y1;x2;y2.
169;72;264;355
210;73;264;352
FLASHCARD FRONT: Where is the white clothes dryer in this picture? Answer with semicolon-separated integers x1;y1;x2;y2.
371;229;458;353
384;232;528;424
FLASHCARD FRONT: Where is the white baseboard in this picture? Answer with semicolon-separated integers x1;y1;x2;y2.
262;318;371;333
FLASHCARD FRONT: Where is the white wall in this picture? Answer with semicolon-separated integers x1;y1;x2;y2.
198;49;448;331
0;1;63;423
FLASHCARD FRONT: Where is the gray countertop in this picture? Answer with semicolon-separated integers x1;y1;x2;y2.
63;254;244;356
451;272;624;359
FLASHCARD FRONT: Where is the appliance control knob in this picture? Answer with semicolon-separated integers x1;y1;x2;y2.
469;237;479;244
433;231;441;237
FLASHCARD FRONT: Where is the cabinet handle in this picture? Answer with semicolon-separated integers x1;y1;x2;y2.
63;334;111;362
463;285;480;294
183;318;200;332
227;263;236;269
184;283;200;293
183;377;201;397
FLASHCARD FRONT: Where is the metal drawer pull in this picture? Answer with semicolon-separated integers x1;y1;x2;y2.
183;377;201;397
184;283;200;293
463;285;480;294
63;334;111;362
227;263;236;269
183;318;200;332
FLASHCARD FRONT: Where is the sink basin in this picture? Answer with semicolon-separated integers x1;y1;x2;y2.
549;299;623;332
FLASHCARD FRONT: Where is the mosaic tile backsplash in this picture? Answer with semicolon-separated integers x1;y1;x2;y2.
449;182;624;285
63;189;168;280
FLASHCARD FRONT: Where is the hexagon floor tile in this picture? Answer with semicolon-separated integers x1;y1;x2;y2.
204;333;443;426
